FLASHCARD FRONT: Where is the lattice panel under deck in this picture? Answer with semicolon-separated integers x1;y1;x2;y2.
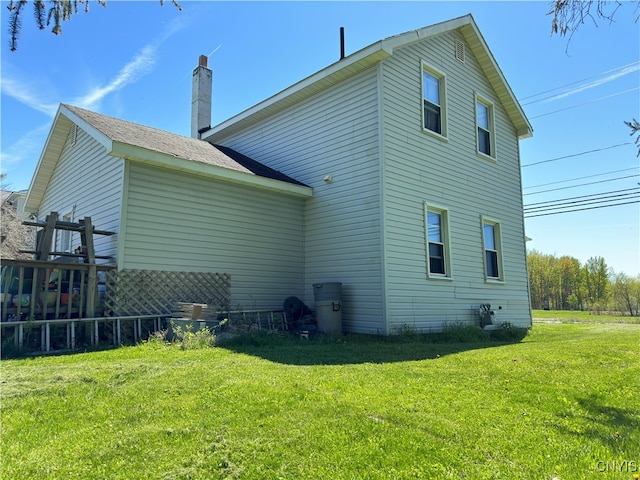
105;270;230;316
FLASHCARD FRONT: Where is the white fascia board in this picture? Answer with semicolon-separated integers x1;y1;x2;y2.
461;21;533;139
111;142;313;198
24;108;72;212
60;105;114;151
25;106;116;213
203;43;393;141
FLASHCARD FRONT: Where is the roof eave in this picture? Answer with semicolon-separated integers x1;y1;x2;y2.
24;105;115;213
459;21;533;140
203;43;393;142
111;142;313;198
204;13;532;143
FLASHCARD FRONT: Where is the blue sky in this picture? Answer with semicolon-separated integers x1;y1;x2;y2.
1;1;639;276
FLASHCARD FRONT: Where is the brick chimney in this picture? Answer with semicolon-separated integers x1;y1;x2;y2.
191;55;212;138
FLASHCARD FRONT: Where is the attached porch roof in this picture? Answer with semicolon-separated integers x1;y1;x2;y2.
203;14;532;142
25;105;311;212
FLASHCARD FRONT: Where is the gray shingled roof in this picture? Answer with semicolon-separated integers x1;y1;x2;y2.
63;104;306;186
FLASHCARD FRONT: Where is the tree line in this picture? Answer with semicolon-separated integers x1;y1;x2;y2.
527;250;640;315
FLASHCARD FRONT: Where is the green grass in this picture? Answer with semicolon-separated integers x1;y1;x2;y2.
1;324;639;479
533;309;640;324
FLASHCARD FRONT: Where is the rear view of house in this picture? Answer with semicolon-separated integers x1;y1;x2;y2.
23;14;532;334
202;14;533;333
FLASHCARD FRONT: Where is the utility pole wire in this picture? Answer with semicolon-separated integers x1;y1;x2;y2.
521;142;633;167
523;167;638;190
524;174;640;196
524;186;640;207
524;192;640;213
521;62;640;106
524;199;640;218
520;61;640;101
529;87;640;119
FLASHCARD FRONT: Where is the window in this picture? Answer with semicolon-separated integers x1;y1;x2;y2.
482;218;503;281
425;204;451;278
422;65;446;137
56;212;73;253
476;97;495;158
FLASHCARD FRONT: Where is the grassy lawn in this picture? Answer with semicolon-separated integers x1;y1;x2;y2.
533;309;640;324
1;323;639;480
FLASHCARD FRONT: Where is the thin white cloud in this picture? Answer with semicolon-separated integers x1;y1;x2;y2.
72;43;157;110
0;77;58;117
1;17;187;181
72;15;187;109
3;16;186;114
542;63;640;103
0;123;51;191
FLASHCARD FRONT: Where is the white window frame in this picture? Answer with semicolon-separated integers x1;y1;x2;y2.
424;203;452;279
421;62;447;140
475;94;496;160
481;216;504;283
56;211;74;253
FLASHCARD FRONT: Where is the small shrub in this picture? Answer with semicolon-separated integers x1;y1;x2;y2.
169;321;216;350
139;330;169;350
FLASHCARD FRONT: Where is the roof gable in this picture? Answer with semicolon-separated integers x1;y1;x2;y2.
204;14;532;141
25;105;310;211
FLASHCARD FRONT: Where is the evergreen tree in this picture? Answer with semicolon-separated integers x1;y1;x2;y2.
6;0;181;51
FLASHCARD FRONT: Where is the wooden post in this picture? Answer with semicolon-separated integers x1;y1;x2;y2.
81;217;97;318
36;213;58;261
34;213;59;320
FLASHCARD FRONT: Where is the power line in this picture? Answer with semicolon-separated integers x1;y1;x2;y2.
529;87;640;120
524;199;640;218
523;174;640;196
522;62;640;106
523;167;639;190
524;191;640;213
524;187;640;207
520;61;640;102
521;142;633;167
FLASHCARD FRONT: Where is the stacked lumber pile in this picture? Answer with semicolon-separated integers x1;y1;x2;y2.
172;302;219;321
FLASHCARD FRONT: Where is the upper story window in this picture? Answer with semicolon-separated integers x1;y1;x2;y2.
425;204;452;279
422;64;446;138
476;96;495;159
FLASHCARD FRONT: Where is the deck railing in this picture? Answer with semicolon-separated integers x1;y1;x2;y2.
1;258;115;322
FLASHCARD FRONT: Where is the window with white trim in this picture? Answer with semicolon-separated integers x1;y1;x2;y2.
56;212;73;253
425;204;451;278
422;65;446;137
476;97;495;158
482;218;503;281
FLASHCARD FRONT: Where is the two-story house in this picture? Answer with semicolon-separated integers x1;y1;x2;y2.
24;14;532;333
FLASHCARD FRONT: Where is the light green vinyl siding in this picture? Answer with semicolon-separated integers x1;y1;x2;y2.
38;127;123;262
212;68;384;333
381;31;531;330
122;162;305;311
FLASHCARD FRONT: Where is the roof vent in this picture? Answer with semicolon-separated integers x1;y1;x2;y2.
455;39;465;64
67;124;78;148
